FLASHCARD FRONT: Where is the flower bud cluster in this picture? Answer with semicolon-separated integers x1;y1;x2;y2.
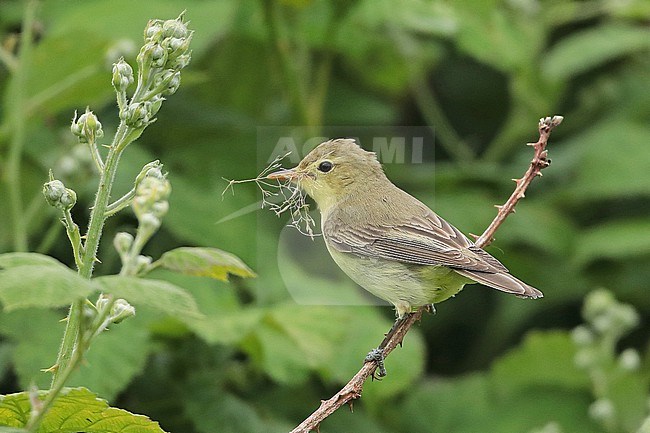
132;174;171;233
138;14;192;96
112;13;192;129
43;179;77;211
96;294;136;327
120;100;159;129
572;289;644;430
112;58;134;93
583;289;639;340
70;108;104;144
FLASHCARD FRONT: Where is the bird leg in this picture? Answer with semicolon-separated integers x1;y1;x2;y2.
364;313;411;378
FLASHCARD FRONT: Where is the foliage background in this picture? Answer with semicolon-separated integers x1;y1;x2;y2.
0;0;649;432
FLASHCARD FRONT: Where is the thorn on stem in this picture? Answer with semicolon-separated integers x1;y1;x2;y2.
41;364;58;373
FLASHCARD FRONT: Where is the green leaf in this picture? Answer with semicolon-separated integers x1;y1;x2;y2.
543;24;650;80
43;0;237;58
574;219;650;267
0;387;165;432
183;372;288;433
491;330;590;392
0;265;95;311
455;1;544;72
68;318;150;401
17;30;113;116
157;247;256;281
0;253;63;269
188;309;264;345
0;309;64;390
94;276;202;318
558;121;650;200
396;371;595;433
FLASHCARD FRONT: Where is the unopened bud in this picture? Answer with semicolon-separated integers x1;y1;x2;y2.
163;72;181;95
144;19;164;42
110;299;136;323
133;255;153;275
150;43;167;68
167;53;191;71
138;212;161;232
162;16;189;39
121;101;152;128
150;201;169;218
149;95;164;117
137;41;167;71
112;58;134;92
96;294;111;311
589;399;615;423
135;160;164;186
571;325;594;346
43;179;77;210
618;348;640;371
583;289;615;323
113;232;134;256
71;108;103;143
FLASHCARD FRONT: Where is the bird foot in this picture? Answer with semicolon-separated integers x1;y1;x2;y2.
364;348;387;379
425;304;436;315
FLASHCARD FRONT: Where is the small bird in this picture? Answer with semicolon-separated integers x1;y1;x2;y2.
269;139;542;319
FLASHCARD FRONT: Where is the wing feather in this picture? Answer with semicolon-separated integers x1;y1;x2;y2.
324;209;508;273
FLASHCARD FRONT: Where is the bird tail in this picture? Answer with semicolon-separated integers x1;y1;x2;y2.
455;269;543;299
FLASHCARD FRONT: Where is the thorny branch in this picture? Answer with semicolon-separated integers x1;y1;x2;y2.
289;115;563;433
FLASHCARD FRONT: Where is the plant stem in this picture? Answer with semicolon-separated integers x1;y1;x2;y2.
5;0;38;252
50;122;135;387
29;296;117;433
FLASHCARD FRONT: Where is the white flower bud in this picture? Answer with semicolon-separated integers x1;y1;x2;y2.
71;108;103;143
589;399;615;423
113;232;134;256
112;58;134;92
110;299;136;323
96;294;111;311
618;348;640;371
138;212;161;232
571;325;594;346
162;17;189;39
43;179;77;210
144;19;164;42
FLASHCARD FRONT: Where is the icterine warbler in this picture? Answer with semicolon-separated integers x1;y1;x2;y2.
269;138;542;318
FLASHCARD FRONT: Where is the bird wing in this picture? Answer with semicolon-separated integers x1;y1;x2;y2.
324;208;507;273
324;209;543;298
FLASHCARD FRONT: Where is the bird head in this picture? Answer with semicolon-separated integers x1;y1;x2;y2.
268;138;384;212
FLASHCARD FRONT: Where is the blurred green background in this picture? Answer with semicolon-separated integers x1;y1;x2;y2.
1;0;649;432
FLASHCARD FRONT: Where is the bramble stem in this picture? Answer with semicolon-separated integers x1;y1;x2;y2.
50;122;144;388
475;116;562;248
50;122;132;387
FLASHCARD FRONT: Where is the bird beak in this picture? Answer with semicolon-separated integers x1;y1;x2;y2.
267;168;299;181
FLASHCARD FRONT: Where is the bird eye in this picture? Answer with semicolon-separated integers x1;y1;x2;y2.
318;161;333;173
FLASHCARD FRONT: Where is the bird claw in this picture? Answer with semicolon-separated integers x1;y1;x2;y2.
365;348;387;379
